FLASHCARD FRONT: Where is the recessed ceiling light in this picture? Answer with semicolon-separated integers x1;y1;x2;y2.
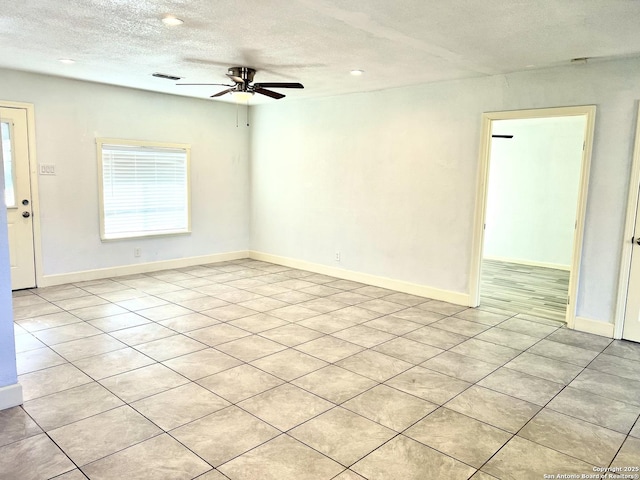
59;58;75;64
162;15;184;26
350;69;364;76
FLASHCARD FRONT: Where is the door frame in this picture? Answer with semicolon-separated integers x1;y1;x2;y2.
1;101;42;288
469;105;596;329
614;103;640;339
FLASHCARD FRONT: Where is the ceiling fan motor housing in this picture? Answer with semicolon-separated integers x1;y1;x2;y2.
228;67;256;86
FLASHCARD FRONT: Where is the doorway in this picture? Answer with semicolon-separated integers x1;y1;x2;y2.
1;105;37;290
617;104;640;343
470;106;596;329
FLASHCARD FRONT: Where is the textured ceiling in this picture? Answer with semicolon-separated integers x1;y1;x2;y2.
2;0;640;104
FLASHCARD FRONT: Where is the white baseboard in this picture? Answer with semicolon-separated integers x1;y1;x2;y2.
38;250;250;287
573;316;614;338
483;255;571;271
249;251;470;306
0;383;23;410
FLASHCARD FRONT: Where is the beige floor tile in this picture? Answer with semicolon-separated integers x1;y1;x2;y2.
445;386;540;433
547;328;611;351
373;337;443;364
54;469;90;479
477;367;564;406
49;406;161;466
386;366;471;405
297;314;360;334
604;339;640;362
391;307;444;325
611;436;640;469
382;292;429;307
238;296;290;312
519;409;626;465
202;304;259;321
251;349;327;381
588;353;640;382
68;303;128;321
100;363;189;402
228;313;288;333
16;311;81;332
631;420;640;438
295;335;364;362
450;338;521;365
131;383;230;431
23;382;123;431
72;347;154;379
115;295;169;311
330;306;381;323
569;369;640;407
431;317;491;337
239;384;333;431
474;327;540;350
171;406;279;466
454;309;511;326
14;333;47;353
185;323;251;346
19;363;93;401
505;352;583;384
13;302;63;320
498;317;558;338
336;350;412;382
0;433;75;480
32;322;103;346
293;365;377;403
175;296;229;312
333;470;367;480
109;323;175;346
527;338;599;366
135;334;207;361
332;325;396;348
82;434;211;480
421;351;499;383
482;436;594;480
417;300;468;316
342;384;437;432
215;335;287;362
197;364;284;403
158;312;221;332
53;295;109;311
362;315;423;336
0;406;42;448
16;347;66;374
405;407;511;468
88;311;151;332
298;297;349;313
352;435;475;480
404;325;468;349
218;434;343;480
50;334;127;361
268;305;322;322
290;407;395;466
258;323;324;346
163;348;242;380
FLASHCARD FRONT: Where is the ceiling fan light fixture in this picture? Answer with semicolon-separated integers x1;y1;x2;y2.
162;15;184;26
350;69;364;76
232;91;254;102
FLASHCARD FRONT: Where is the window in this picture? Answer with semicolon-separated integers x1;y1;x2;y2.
97;138;190;240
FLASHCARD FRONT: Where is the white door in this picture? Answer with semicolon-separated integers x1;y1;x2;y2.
624;192;640;342
1;107;36;290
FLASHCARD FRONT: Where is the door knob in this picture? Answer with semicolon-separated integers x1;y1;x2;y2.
22;211;30;218
637;237;640;246
22;199;29;206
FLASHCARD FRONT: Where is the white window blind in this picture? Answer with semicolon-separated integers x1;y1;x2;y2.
99;141;190;240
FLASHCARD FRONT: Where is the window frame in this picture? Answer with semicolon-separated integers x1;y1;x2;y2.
96;137;192;241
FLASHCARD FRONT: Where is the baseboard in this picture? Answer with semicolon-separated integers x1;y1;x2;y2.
38;250;250;287
573;316;614;338
249;251;470;306
0;383;23;410
483;256;571;271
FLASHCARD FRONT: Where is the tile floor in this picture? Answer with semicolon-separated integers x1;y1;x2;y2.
1;258;639;480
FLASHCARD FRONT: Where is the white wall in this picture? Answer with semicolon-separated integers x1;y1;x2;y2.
0;69;250;277
251;57;640;324
483;117;585;268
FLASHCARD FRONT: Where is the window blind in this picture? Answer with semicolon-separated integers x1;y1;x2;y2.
100;143;189;239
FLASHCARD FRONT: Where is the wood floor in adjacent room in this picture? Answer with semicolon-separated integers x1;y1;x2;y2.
480;259;569;323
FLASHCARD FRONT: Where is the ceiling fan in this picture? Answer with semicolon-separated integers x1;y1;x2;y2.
177;66;304;99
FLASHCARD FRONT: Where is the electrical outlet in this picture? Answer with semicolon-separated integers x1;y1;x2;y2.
335;251;341;262
134;247;141;257
39;164;56;175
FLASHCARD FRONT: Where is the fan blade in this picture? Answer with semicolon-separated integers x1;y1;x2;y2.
210;88;234;98
254;87;285;99
178;83;233;86
226;73;245;84
253;82;304;89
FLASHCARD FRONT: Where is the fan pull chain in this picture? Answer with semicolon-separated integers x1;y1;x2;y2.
236;101;239;128
246;104;250;127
